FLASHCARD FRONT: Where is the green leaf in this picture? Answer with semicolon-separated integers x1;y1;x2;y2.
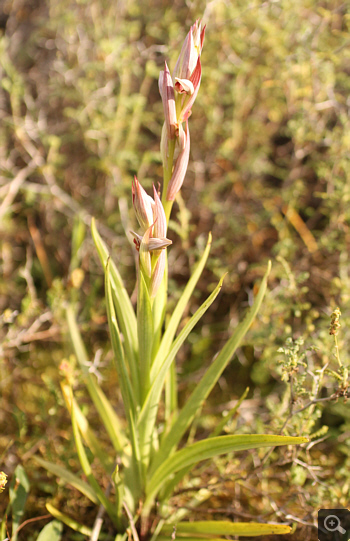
153;262;271;471
46;503;92;537
138;270;153;403
146;434;308;512
138;276;225;471
161;520;292;537
36;520;63;541
105;260;137;414
152;233;212;377
156;538;224;541
66;305;127;452
91;217;138;365
10;464;30;541
33;456;99;505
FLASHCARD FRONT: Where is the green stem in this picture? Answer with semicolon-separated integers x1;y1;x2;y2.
334;335;342;367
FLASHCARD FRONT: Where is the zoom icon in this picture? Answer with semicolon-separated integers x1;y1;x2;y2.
318;509;350;540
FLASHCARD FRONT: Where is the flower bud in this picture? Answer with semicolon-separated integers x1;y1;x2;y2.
132;176;154;232
173;20;205;81
131;180;172;297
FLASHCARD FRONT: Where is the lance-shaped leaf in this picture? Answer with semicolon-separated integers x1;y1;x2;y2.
105;261;142;488
9;465;29;541
34;457;99;504
160;520;292;537
160;387;250;502
151;232;212;378
91;217;138;363
36;520;63;541
166;121;190;201
105;259;138;415
145;434;308;513
137;276;225;471
66;305;127;452
152;262;272;471
138;269;153;403
46;503;92;537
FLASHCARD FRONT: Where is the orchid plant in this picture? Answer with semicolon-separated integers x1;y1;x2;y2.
36;21;307;540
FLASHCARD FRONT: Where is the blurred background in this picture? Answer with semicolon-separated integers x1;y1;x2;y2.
0;0;350;539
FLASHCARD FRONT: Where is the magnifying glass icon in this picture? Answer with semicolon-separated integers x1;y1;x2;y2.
324;515;346;534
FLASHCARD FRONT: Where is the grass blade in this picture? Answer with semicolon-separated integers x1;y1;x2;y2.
153;262;271;471
161;520;292;537
46;503;92;537
146;434;308;511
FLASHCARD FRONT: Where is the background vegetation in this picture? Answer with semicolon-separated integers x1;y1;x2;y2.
0;0;349;539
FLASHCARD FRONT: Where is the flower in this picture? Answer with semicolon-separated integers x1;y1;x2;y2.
131;179;172;297
173;20;205;123
158;20;205;130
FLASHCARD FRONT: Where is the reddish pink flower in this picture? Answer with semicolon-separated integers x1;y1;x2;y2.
131;180;172;296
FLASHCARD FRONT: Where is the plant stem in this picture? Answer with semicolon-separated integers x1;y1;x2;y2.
334;335;342;367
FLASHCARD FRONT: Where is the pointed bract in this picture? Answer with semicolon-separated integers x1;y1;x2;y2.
166;121;190;201
159;62;177;140
150;250;166;298
152;185;167;239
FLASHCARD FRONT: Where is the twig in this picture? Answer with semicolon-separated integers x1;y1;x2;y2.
123;501;140;541
0;160;37;220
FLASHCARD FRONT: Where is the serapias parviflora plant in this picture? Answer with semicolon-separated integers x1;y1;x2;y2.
35;21;308;540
